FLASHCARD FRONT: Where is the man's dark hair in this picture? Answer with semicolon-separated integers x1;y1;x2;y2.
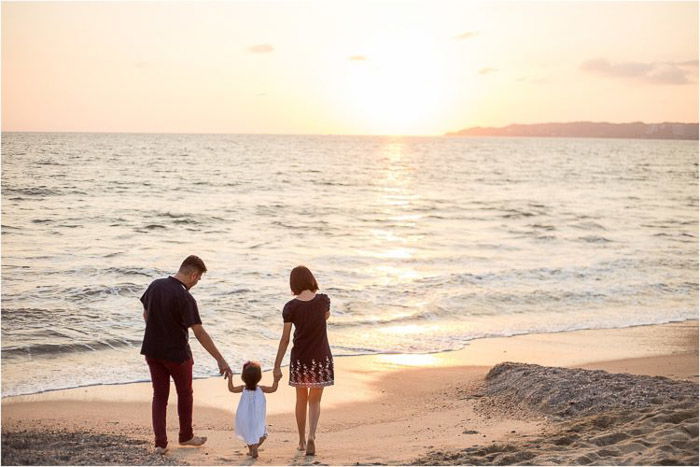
179;255;207;274
289;265;319;295
242;361;262;391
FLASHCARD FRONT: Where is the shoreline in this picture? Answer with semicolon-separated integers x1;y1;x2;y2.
3;317;697;400
2;320;698;465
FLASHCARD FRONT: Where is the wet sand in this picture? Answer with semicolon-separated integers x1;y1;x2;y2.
2;320;697;465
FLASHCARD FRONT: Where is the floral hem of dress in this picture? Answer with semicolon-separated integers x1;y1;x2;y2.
289;380;334;388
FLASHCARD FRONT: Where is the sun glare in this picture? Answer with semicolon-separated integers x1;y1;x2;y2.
342;33;453;135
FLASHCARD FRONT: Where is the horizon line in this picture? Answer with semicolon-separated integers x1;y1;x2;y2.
2;120;698;138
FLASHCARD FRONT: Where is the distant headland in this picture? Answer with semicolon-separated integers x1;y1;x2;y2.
446;122;699;140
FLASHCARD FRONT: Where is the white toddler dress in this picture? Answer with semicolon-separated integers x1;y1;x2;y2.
235;387;268;445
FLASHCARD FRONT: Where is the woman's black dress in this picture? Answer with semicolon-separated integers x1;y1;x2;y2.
282;293;334;388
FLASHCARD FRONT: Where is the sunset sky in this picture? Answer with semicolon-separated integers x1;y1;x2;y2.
2;1;698;135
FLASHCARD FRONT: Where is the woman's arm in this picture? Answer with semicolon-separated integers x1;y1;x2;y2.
273;323;293;381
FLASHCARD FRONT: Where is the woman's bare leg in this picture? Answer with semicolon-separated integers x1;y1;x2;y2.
295;387;309;451
306;388;324;454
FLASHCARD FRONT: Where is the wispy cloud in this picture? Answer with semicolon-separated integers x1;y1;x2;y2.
349;55;367;62
248;44;274;54
478;67;497;75
581;58;696;84
454;31;478;40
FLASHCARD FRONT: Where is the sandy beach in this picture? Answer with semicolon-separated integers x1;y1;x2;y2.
2;320;697;466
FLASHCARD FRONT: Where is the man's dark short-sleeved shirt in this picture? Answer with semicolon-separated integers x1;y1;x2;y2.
140;276;202;362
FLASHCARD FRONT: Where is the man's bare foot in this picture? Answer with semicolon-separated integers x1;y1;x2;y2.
258;434;268;448
297;440;306;451
305;438;315;456
179;435;207;446
154;446;169;455
251;445;259;458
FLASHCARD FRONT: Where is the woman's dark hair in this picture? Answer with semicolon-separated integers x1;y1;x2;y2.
241;361;262;391
290;265;319;295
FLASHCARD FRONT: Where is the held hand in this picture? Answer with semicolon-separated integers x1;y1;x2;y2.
273;367;283;382
218;360;232;378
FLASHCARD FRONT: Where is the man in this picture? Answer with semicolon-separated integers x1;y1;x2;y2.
140;255;232;454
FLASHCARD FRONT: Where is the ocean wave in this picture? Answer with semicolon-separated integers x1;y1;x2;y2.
63;283;143;301
577;235;612;243
103;267;158;277
2;337;142;358
172;218;199;225
527;223;556;231
103;252;123;257
330;304;451;328
570;221;606;230
3;187;60;197
160;212;190;219
653;232;696;238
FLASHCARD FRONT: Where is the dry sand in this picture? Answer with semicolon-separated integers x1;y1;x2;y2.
2;320;697;465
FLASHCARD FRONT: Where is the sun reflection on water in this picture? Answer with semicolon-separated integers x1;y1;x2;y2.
369;141;421;264
372;264;421;280
375;247;413;259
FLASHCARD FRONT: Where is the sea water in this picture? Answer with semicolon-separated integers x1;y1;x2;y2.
1;133;697;396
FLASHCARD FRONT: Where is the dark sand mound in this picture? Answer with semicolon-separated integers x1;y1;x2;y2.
414;363;699;465
1;429;184;466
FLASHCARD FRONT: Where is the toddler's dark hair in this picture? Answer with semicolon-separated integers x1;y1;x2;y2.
242;361;262;391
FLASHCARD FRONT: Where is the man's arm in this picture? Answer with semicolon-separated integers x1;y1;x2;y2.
143;308;149;323
273;323;293;381
191;324;232;377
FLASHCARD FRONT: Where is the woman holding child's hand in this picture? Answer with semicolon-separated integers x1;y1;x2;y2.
273;266;333;456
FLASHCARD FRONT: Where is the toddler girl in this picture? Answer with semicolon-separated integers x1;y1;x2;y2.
227;361;279;458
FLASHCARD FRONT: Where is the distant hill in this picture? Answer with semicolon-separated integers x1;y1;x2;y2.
446;122;699;140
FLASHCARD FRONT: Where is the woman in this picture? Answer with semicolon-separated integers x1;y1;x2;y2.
273;265;333;456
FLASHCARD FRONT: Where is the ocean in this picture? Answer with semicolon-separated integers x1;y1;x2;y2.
1;132;697;397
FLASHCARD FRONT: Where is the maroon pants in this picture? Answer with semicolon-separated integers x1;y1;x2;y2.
145;357;194;448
